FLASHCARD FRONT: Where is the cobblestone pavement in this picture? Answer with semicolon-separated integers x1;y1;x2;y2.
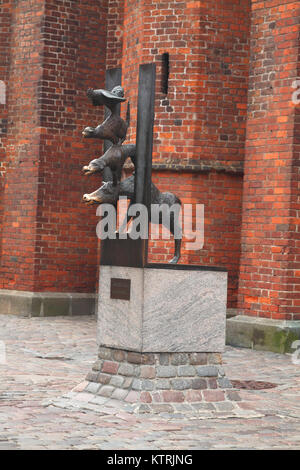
0;315;299;450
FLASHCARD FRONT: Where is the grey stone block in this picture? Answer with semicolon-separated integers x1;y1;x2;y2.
85;382;100;394
190;353;207;365
218;378;232;389
111;388;128;400
98;347;112;360
170;353;189;365
226;315;300;354
132;379;142;391
191;378;207;390
157;366;177;378
141;379;155;391
156;379;171;390
171;379;192;390
110;375;124;388
98;385;114;397
215;402;235;412
122;377;133;389
71;296;96;316
98;266;227;353
92;360;103;372
196;365;219;377
42;298;70;317
178;365;196;377
0;290;96;317
159;353;170;365
118;363;136;376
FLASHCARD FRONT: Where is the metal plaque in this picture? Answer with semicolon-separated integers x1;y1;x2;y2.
110;278;131;301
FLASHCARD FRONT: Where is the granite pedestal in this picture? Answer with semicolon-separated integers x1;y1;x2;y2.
85;264;237;411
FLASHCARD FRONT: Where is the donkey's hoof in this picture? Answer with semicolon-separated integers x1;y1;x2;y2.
169;256;179;265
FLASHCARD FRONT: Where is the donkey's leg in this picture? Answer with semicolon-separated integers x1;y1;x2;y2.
117;200;133;235
162;212;182;264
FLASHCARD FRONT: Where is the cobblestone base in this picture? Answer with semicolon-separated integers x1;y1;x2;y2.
84;346;241;413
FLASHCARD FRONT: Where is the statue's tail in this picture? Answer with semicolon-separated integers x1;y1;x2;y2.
126;101;130;129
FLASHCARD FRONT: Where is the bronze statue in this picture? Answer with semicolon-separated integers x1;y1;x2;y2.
82;175;182;264
83;86;130;145
81;83;182;264
82;144;135;185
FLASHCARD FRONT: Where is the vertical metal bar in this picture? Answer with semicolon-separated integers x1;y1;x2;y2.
103;68;122;181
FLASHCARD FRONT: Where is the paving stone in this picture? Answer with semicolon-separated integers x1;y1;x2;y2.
111;389;128;401
162;391;185;403
202;390;225;402
178;365;196;376
97;373;111;385
157;366;177;378
170;379;192;390
191;378;207;390
215;402;235;412
86;372;99;383
101;361;119;375
190;353;207;365
98;385;114;398
85;382;100;394
113;350;126;362
132;379;142;391
118;363;136;377
122;377;133;389
110;376;124;388
170;353;189;365
196;365;219;377
141;379;155;391
125;391;140;403
218;377;233;389
140;366;155;379
1;315;300;450
98;347;112;360
156;379;171;390
159;353;170;365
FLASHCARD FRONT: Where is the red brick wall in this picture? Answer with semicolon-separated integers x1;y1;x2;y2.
115;0;250;307
3;0;298;317
238;0;300;320
0;0;108;292
0;1;12;268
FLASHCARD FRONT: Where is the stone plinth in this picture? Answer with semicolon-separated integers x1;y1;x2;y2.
85;264;235;411
97;265;227;353
85;346;238;413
